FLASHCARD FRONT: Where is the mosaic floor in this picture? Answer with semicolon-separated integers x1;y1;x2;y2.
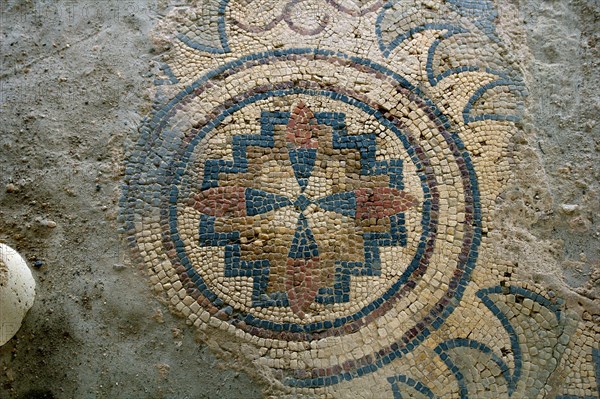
122;1;599;397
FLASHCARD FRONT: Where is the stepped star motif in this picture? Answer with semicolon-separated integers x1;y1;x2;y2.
191;102;417;318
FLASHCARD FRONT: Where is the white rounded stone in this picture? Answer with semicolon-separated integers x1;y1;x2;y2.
0;243;36;346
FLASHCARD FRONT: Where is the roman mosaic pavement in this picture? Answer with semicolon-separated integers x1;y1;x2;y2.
121;1;599;397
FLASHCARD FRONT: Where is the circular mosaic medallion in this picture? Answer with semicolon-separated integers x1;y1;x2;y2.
124;49;480;384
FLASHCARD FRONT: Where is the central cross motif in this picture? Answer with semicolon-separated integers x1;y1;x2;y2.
191;102;417;318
